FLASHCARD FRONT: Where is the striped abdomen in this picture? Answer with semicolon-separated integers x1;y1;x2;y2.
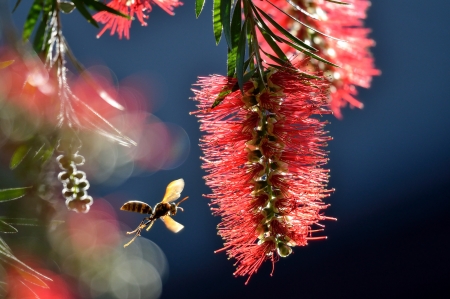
120;201;153;214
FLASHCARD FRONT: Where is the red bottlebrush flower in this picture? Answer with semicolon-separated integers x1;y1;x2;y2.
93;0;183;39
192;60;335;283
255;0;380;118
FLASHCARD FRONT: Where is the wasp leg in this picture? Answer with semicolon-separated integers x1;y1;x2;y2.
145;219;155;231
126;218;150;235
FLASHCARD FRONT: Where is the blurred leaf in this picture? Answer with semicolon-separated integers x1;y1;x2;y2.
33;0;52;54
15;268;49;288
0;60;15;69
242;68;257;83
213;0;222;44
84;0;130;19
12;0;23;13
10;145;31;170
286;0;318;20
195;0;205;18
60;1;75;13
0;237;12;254
23;0;43;41
221;0;232;49
0;221;18;234
236;19;247;92
72;0;99;28
0;187;31;203
0;217;64;227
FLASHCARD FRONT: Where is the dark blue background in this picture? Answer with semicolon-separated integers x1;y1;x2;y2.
11;1;450;298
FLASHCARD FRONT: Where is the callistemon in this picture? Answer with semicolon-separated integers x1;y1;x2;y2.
94;0;183;39
256;0;379;118
192;62;335;282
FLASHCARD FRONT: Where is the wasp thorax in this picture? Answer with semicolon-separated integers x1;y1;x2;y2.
169;203;178;215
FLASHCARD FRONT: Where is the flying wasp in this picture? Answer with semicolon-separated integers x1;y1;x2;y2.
120;178;188;247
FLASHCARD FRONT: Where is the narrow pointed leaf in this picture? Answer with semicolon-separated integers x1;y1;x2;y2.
278;35;339;67
252;4;317;52
0;217;63;227
211;88;232;108
0;221;18;234
213;0;222;44
221;0;232;49
195;0;205;18
10;145;31;170
242;68;257;83
257;26;289;63
236;20;247;91
286;0;318;20
0;187;31;202
23;0;43;41
72;0;98;27
84;0;130;19
227;47;237;77
230;0;241;48
33;0;52;54
15;268;49;288
266;0;345;42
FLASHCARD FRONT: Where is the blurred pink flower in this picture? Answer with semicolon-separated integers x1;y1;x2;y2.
256;0;379;118
94;0;183;39
192;60;334;282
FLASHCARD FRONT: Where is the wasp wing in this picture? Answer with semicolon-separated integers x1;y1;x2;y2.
161;179;185;203
120;201;153;214
161;215;184;233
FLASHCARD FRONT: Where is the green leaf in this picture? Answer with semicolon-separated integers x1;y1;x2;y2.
60;1;75;13
33;0;52;54
72;0;99;28
0;221;18;234
236;19;247;92
10;145;31;170
226;0;241;77
277;35;339;67
23;0;43;41
213;0;222;44
252;4;317;52
257;25;289;63
265;0;345;42
221;0;232;49
230;0;241;48
242;68;257;83
84;0;130;19
195;0;205;18
227;47;237;77
211;88;232;108
0;60;14;69
0;187;31;203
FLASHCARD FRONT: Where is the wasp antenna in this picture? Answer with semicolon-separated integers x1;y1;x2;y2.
176;196;189;207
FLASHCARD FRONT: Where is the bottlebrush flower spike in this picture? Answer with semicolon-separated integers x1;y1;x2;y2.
192;60;335;283
94;0;183;39
256;0;380;118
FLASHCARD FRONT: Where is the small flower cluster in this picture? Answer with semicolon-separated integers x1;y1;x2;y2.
57;139;93;213
193;61;334;282
256;0;379;118
94;0;183;39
